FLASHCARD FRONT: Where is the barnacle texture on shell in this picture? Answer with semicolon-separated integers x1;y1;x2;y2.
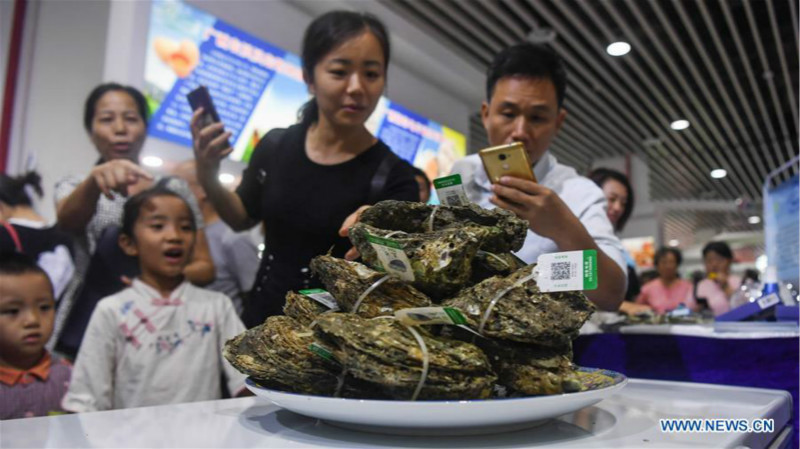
313;313;497;400
442;264;595;347
310;255;431;317
470;250;527;284
283;291;331;327
223;316;338;395
359;200;528;253
348;223;487;299
478;339;581;395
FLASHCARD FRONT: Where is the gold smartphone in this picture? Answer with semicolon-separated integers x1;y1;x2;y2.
479;142;537;183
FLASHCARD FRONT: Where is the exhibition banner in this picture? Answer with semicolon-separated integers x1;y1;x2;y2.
143;0;465;183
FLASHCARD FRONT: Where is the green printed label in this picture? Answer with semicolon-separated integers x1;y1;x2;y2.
433;174;462;189
443;307;467;325
299;289;339;310
308;343;335;361
582;250;598;290
299;288;326;295
366;234;403;249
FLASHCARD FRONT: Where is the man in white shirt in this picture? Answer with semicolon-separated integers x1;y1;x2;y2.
450;43;626;311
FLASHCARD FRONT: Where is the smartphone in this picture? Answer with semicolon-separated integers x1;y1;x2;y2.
186;85;222;129
479;142;536;183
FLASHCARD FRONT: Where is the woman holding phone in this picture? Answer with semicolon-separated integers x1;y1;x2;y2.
53;83;215;355
191;11;418;327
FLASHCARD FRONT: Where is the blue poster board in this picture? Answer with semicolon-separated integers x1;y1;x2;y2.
143;0;466;182
764;175;799;284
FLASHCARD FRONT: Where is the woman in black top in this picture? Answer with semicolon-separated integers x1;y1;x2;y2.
191;11;418;327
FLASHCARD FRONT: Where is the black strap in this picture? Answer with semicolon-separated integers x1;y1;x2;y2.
367;150;400;205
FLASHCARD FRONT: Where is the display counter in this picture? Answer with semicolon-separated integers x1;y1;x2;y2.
1;379;792;448
574;321;799;448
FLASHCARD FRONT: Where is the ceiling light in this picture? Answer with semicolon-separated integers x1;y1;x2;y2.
668;239;679;247
710;169;727;179
670;119;690;130
218;173;235;184
142;156;163;167
606;41;631;56
748;215;761;224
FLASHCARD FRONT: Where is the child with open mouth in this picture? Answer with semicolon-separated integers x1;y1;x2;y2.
63;186;247;412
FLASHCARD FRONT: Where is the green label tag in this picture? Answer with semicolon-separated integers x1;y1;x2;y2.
366;234;402;249
433;174;469;206
308;343;337;362
395;307;467;326
582;250;598;290
433;174;462;189
366;233;415;281
536;250;598;292
299;289;339;310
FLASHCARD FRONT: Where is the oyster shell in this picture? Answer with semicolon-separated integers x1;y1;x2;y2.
471;250;526;284
348;223;487;299
309;255;431;317
313;313;497;400
442;264;595;347
479;339;581;395
359;200;528;253
223;316;338;395
283;291;330;327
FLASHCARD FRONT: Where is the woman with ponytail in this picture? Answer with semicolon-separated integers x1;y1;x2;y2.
0;171;75;299
191;10;418;327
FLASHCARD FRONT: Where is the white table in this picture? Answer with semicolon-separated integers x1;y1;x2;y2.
618;322;800;339
1;379;792;448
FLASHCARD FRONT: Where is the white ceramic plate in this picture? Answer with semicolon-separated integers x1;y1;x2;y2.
246;367;627;436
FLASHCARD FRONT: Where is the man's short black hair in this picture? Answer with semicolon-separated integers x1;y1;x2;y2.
485;43;567;107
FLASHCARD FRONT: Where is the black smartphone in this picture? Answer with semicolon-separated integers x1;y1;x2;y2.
187;85;222;129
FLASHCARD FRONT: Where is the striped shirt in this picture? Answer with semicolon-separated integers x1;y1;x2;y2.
0;352;72;420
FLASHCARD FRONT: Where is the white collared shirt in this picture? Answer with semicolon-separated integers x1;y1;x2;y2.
63;279;247;412
450;152;627;275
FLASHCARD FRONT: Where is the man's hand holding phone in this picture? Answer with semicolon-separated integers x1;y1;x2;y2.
490;175;580;243
479;142;580;243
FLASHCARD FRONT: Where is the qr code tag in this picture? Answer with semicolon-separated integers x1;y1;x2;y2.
536;250;598;292
367;234;415;282
756;293;780;310
433;174;469;206
299;289;340;311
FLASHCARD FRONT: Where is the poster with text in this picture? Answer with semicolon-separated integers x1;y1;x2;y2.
143;0;465;186
764;175;799;284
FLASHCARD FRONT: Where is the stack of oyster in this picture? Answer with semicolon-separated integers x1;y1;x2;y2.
225;200;595;400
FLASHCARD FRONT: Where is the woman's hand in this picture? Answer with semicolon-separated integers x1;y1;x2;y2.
339;205;371;260
619;302;654;316
190;108;233;176
89;159;152;199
